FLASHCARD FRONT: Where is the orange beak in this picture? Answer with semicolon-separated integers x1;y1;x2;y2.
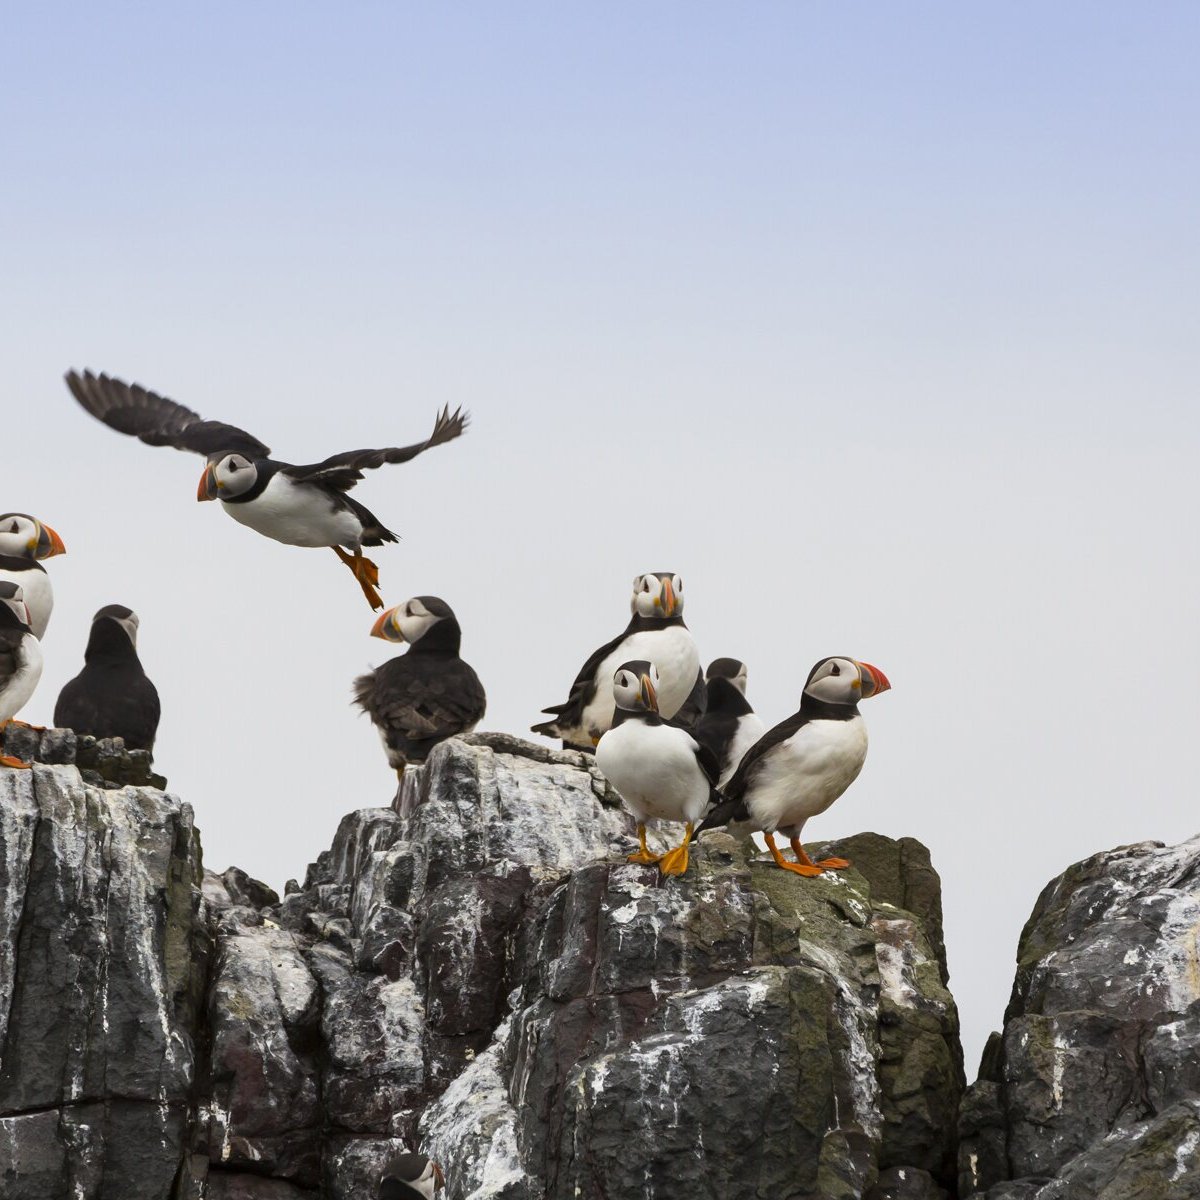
197;463;220;502
656;577;676;618
856;661;891;698
34;522;66;559
433;1162;445;1190
639;672;659;712
371;608;403;641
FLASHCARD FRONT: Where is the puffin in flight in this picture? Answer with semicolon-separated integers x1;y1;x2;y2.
54;606;161;754
65;370;468;609
532;571;701;750
697;656;890;875
595;660;720;876
354;596;486;789
694;657;766;787
0;513;66;640
378;1152;444;1199
0;583;43;769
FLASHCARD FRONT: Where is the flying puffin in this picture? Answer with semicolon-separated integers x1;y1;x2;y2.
697;656;891;875
595;660;720;876
0;513;66;640
0;583;44;769
695;657;766;787
54;606;161;753
532;571;702;750
354;596;486;788
64;369;468;610
378;1152;444;1199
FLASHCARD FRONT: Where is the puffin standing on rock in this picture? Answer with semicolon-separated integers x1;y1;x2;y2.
378;1152;444;1199
595;660;720;876
64;369;468;610
54;606;161;753
0;513;66;640
354;596;486;787
697;656;891;875
0;583;43;769
532;571;701;750
695;657;765;787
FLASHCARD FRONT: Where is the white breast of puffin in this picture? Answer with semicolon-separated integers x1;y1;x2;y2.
719;711;766;788
0;635;43;722
579;625;699;739
222;474;363;548
745;716;868;835
595;721;710;825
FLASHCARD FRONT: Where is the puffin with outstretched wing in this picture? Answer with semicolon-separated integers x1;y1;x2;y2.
64;369;468;609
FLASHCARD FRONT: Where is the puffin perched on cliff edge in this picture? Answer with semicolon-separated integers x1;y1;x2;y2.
532;571;702;750
0;582;43;769
54;605;161;753
354;596;486;788
65;369;468;609
697;656;891;875
378;1152;444;1199
595;660;720;876
694;657;765;788
0;513;66;640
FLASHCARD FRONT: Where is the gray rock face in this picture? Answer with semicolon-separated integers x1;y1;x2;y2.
959;835;1200;1198
0;730;964;1198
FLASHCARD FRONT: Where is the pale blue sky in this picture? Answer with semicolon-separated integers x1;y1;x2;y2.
4;4;1198;1070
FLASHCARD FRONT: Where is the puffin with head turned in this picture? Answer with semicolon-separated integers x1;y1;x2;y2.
595;660;720;876
532;571;701;750
695;657;765;787
54;605;161;754
378;1151;444;1199
0;513;66;640
697;656;891;875
354;595;486;789
65;369;468;610
0;582;43;769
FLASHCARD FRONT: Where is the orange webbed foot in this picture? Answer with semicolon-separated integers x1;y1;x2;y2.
657;823;694;876
0;755;32;770
814;856;850;870
627;824;659;865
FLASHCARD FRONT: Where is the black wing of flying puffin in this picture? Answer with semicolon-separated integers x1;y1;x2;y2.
65;370;271;460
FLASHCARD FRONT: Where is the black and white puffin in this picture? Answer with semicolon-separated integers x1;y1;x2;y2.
595;660;720;876
695;657;766;787
65;370;468;610
54;606;161;753
532;571;702;750
0;583;44;769
697;656;891;875
378;1152;444;1199
0;513;66;640
353;596;486;785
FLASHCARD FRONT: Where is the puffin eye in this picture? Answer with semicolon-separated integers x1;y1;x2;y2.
642;581;651;592
8;522;16;533
830;663;841;676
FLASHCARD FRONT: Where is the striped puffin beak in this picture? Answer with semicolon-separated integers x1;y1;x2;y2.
197;463;221;501
371;608;405;642
656;577;676;617
433;1161;445;1189
639;672;659;712
855;661;891;698
33;522;66;559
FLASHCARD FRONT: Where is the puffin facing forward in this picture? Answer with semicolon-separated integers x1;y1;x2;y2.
697;656;890;875
695;657;765;787
54;606;161;753
378;1152;444;1199
65;370;468;609
595;660;720;876
354;596;486;788
0;583;43;769
532;572;701;750
0;513;66;640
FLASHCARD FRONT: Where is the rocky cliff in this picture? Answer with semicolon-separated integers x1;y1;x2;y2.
959;836;1200;1198
0;727;963;1199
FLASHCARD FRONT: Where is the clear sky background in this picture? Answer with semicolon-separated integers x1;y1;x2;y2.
4;3;1198;1072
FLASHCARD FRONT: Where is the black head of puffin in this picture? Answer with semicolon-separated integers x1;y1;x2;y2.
378;1151;444;1198
612;659;660;714
706;656;748;693
197;453;259;502
804;656;892;706
0;582;30;631
0;513;66;560
630;571;683;619
92;604;140;647
371;595;455;645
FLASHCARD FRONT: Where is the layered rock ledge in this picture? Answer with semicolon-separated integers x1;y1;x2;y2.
0;731;963;1198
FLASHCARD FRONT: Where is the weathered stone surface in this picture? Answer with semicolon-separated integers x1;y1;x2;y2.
959;834;1200;1197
